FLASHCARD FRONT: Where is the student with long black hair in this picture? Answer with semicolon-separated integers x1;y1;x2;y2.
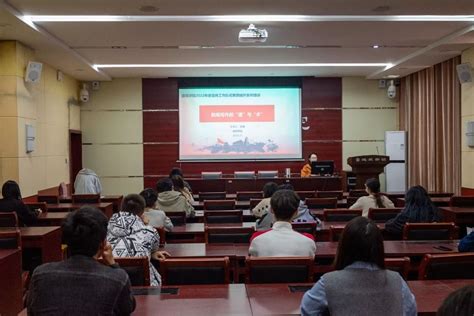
350;178;394;217
0;180;41;225
301;217;416;316
385;185;440;237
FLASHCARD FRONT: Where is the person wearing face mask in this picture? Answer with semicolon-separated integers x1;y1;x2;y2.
300;153;318;177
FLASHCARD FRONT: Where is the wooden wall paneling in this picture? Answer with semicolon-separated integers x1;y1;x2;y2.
302;77;342;109
143;111;179;142
302;109;342;141
142;78;179;110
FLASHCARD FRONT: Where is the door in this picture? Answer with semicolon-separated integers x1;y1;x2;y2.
69;130;83;187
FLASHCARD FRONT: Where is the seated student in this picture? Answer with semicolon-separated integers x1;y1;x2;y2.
0;180;41;226
256;183;320;230
458;230;474;252
74;168;102;194
155;178;195;217
169;167;192;192
350;178;394;217
107;194;170;286
171;175;194;203
252;181;278;224
27;206;135;315
301;216;416;316
139;188;174;232
301;153;318;177
437;285;474;316
385;185;440;238
249;189;316;257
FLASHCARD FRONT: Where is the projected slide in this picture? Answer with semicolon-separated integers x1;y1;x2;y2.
179;87;302;160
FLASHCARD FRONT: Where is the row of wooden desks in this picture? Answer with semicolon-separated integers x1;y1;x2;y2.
57;195;123;212
0;226;62;264
185;176;343;194
44;202;114;218
0;249;23;315
131;280;473;316
163;240;458;259
192;199;349;210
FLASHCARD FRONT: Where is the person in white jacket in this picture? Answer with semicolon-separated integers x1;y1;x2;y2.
74;168;102;194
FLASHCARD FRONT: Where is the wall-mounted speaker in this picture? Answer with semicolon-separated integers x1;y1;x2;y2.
467;121;474;148
456;63;473;84
25;61;43;83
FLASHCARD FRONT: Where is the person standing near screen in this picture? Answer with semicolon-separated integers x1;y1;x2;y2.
300;153;318;177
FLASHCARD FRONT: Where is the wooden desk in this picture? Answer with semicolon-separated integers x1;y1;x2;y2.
440;206;474;226
192;199;348;210
133;284;252;316
186;176;342;194
167;223;256;243
58;195;123;212
46;202;113;218
246;283;304;315
396;197;450;207
315;240;458;259
0;249;23;315
190;210;256;223
408;279;474;315
35;212;69;226
20;226;62;263
164;243;249;258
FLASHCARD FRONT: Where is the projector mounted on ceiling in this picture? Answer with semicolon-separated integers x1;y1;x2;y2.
239;24;268;43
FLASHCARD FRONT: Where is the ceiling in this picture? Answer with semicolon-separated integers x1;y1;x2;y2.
1;0;474;80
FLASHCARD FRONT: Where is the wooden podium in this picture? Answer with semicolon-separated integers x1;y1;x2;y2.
347;155;390;189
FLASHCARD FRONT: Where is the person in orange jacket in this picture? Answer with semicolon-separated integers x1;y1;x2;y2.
300;153;318;177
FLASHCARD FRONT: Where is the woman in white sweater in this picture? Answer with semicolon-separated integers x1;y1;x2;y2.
349;178;394;217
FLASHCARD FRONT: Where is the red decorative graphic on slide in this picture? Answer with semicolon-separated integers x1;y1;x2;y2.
199;105;275;122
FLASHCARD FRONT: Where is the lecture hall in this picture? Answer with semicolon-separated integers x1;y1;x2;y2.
0;0;474;315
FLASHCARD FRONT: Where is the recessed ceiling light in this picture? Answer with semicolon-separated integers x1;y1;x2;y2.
372;45;380;49
93;63;391;69
24;15;474;22
386;75;400;78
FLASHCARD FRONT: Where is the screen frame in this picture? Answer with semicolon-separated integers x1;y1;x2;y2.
178;85;303;162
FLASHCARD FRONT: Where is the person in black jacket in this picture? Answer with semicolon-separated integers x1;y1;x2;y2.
0;180;41;225
385;185;440;238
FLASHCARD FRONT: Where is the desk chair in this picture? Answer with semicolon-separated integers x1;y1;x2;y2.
306;197;338;209
329;226;345;242
249;198;263;210
418;253;474;280
160;257;230;285
205;226;255;244
349;189;369;198
428;192;454;198
245;257;314;283
198;191;227;202
24;202;48;212
323;209;362;222
291;222;317;236
98;257;150;286
295;191;316;200
204;210;243;224
37;195;59;204
368;208;403;222
72;194;100;204
346;197;359;208
402;222;457;240
236;191;263;201
385;257;411;280
0;213;18;227
450;196;474;207
203;199;236;210
317;190;344;200
0;230;21;249
155;227;166;247
164;211;186;226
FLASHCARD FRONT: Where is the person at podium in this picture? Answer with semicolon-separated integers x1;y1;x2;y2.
300;153;318;177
